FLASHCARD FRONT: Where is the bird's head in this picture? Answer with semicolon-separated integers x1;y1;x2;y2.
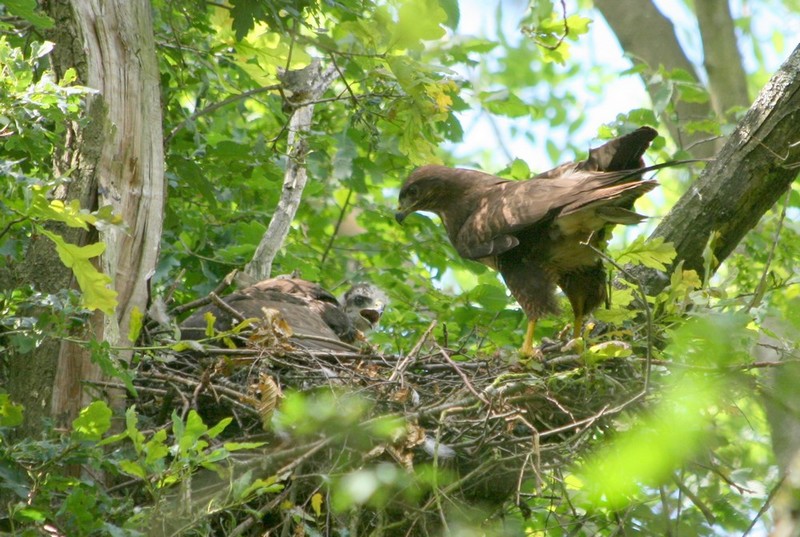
395;165;453;224
340;283;388;332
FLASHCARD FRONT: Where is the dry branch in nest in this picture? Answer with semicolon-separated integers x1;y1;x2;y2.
122;296;652;537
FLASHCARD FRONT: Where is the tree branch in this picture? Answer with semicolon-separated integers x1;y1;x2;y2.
695;0;750;120
639;44;800;292
593;0;718;158
245;60;338;280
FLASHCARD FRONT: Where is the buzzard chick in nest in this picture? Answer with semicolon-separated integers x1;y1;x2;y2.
181;277;387;351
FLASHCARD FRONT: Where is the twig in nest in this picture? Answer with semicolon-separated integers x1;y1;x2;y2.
209;292;247;324
433;342;490;406
229;488;292;537
171;270;240;316
390;320;438;382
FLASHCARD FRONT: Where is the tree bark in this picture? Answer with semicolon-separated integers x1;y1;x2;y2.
11;0;164;433
638;43;800;291
695;0;750;120
594;0;718;158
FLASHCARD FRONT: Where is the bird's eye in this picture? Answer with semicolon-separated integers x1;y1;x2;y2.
405;185;418;198
352;295;369;306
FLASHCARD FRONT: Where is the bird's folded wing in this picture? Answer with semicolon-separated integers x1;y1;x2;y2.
454;169;656;259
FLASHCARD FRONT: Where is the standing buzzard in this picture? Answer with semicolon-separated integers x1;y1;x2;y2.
181;277;387;351
395;126;662;357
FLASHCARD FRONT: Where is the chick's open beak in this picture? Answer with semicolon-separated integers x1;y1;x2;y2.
360;301;385;328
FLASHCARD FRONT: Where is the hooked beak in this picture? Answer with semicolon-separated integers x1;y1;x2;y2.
360;308;381;327
359;302;385;330
394;209;408;224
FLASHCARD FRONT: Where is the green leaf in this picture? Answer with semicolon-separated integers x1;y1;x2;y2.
2;0;53;28
478;90;531;117
119;460;147;479
128;306;144;343
677;83;710;104
72;401;112;441
125;406;145;453
172;340;205;352
439;0;460;30
241;475;284;498
615;236;676;272
40;230;118;315
585;341;632;362
509;158;531;179
392;0;447;50
685;118;721;135
566;15;591;36
31;197;93;230
229;0;261;40
224;441;268;451
176;410;210;456
469;283;510;311
15;508;47;522
0;394;24;428
207;417;233;439
144;430;170;466
203;311;218;337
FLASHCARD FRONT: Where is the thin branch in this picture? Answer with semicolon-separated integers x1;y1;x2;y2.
171;270;240;315
587;242;654;393
164;84;281;145
742;475;783;536
672;474;715;525
320;188;353;267
389;320;438;382
245;61;339;280
522;0;570;51
0;215;27;242
745;188;791;312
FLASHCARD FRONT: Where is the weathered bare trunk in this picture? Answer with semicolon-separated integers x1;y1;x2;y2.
11;0;164;433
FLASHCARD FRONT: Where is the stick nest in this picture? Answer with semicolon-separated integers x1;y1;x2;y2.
131;311;648;536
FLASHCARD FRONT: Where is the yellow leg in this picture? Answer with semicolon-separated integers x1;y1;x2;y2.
572;314;584;340
521;319;543;359
523;320;536;353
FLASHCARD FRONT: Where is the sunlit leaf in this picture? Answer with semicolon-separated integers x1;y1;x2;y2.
615;236;676;271
72;401;112;441
40;229;117;315
0;394;24;428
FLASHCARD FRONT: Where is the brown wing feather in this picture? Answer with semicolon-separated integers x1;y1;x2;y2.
534;126;657;178
397;126;666;326
455;168;656;260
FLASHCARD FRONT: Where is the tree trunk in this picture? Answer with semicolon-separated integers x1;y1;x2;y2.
640;43;800;290
695;0;750;120
594;0;718;158
10;0;164;434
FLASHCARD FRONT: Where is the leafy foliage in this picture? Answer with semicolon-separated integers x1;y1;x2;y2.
2;0;800;535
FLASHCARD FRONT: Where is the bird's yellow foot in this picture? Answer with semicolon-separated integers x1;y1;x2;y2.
520;319;544;361
519;343;544;361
